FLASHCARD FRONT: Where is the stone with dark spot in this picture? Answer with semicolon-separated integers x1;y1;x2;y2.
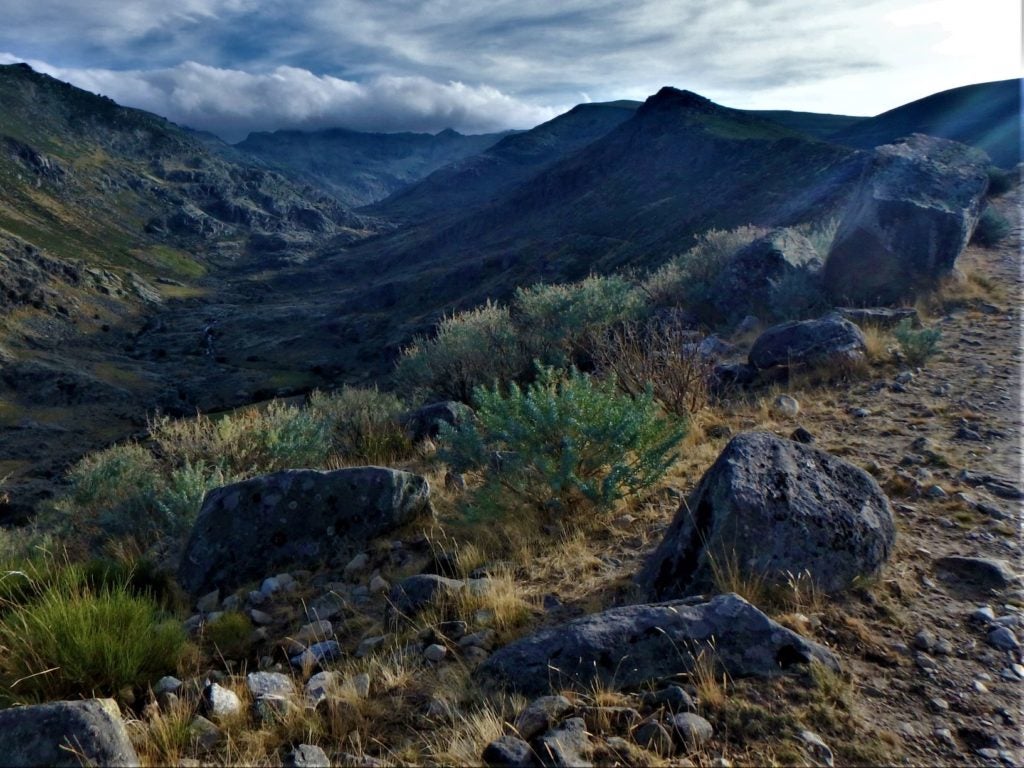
476;593;838;697
535;717;592;767
0;699;139;767
179;467;432;594
482;735;535;767
400;401;473;442
639;431;894;598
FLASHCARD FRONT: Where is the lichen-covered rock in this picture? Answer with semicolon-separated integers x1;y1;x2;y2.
710;228;823;320
179;467;432;594
749;313;866;370
477;593;838;696
0;699;139;767
387;574;466;619
640;432;895;598
825;134;989;304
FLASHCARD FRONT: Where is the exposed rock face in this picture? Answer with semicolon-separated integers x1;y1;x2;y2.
824;134;989;304
639;432;895;598
710;228;822;320
400;401;473;442
477;593;839;696
749;313;867;370
0;699;139;767
179;467;432;594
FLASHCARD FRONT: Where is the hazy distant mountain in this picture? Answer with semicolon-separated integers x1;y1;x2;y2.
234;127;509;207
746;110;865;140
368;101;640;223
829;79;1022;168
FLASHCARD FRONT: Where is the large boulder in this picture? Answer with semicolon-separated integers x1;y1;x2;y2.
0;699;139;767
179;467;432;594
824;134;989;304
639;432;895;599
710;228;823;320
477;593;838;696
748;313;866;370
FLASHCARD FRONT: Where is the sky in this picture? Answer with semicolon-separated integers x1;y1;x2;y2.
0;0;1019;141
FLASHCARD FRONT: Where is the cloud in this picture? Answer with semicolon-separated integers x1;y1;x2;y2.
0;55;564;140
0;0;1018;135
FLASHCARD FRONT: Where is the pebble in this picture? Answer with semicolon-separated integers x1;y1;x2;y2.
424;643;447;662
355;635;387;658
295;620;333;644
188;715;224;750
222;594;241;612
970;605;997;624
246;671;295;699
671;712;714;749
634;721;673;757
249;609;273;625
153;675;182;696
851;408;871;418
771;394;800;418
641;685;696;713
344;553;370;578
514;695;574;741
799;730;834;767
283;744;331;768
913;629;936;651
202;682;241;718
925;484;948;499
347;672;371;699
915;652;939;671
304;671;338;707
928;697;950;712
368;574;390;594
290;640;342;669
987;627;1020;651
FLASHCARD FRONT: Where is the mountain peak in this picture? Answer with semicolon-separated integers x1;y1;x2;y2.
640;87;716;115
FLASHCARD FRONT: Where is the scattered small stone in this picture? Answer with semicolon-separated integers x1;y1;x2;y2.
153;675;182;696
260;577;283;596
356;635;386;658
197;589;220;613
671;712;714;749
956;426;984;441
247;589;267;606
188;715;224;751
515;695;574;741
438;620;468;640
851;408;871;418
424;643;447;663
641;685;696;712
222;594;241;612
790;426;815;444
202;682;241;719
290;640;342;669
772;394;800;418
933;727;957;749
915;652;939;671
913;629;936;651
987;627;1019;651
925;484;949;499
970;605;997;624
634;722;673;757
461;646;490;666
972;680;988;693
346;672;371;699
936;556;1018;591
933;638;953;656
304;671;338;707
369;574;390;594
253;694;295;723
249;608;273;625
426;697;453;719
459;630;496;650
799;730;834;767
246;671;295;699
283;744;331;768
535;717;592;767
482;735;534;767
929;697;950;712
895;370;915;384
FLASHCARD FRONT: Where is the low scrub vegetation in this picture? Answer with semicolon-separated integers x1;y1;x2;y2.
0;559;185;703
971;205;1011;247
893;318;941;366
440;364;686;516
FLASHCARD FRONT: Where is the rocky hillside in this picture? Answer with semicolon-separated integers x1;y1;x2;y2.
830;78;1022;168
368;101;640;224
234;127;509;208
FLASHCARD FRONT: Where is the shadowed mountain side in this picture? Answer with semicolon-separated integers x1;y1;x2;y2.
829;79;1022;168
234;127;510;208
365;101;641;224
747;109;866;140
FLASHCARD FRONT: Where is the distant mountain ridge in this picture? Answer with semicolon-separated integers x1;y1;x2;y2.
234;127;510;208
829;79;1022;168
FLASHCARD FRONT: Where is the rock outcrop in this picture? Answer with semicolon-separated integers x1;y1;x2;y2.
639;432;895;599
710;228;822;320
179;467;432;594
477;593;839;696
748;313;867;371
0;699;139;767
824;134;989;304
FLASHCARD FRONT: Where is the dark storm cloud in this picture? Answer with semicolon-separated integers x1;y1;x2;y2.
0;0;1016;138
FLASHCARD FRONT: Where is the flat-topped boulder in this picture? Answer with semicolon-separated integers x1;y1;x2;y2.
179;466;432;594
749;313;866;370
0;699;139;767
825;134;989;304
640;432;895;599
477;593;838;696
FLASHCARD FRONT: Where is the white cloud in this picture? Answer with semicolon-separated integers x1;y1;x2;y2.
0;55;563;140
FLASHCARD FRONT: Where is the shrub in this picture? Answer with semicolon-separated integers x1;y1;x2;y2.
440;365;685;515
308;386;412;464
0;564;185;702
971;206;1011;247
986;166;1015;196
767;269;830;322
589;317;713;417
204;611;252;660
395;301;529;402
512;275;644;368
642;226;767;310
893;318;941;365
